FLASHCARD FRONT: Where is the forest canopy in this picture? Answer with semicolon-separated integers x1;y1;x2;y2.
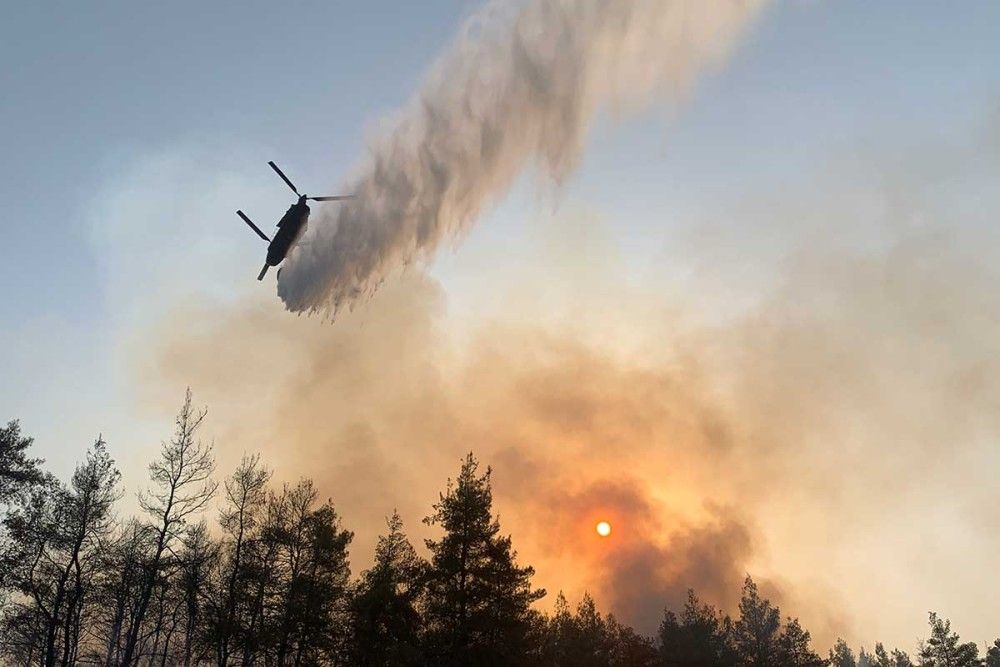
2;394;998;666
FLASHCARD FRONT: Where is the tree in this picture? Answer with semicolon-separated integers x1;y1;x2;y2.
985;639;1000;667
830;639;857;667
536;592;655;667
178;520;218;667
731;576;782;667
210;453;270;666
658;589;734;666
917;612;979;667
605;614;657;667
270;479;353;665
776;618;824;667
120;389;217;667
236;486;288;665
873;643;915;667
1;437;121;666
87;518;152;666
0;420;45;506
0;420;47;597
536;591;575;665
565;593;613;666
0;478;58;664
422;453;545;666
350;510;426;666
49;438;121;666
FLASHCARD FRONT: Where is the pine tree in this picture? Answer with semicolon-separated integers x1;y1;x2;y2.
567;593;613;666
776;618;824;667
351;510;426;666
210;453;270;666
658;589;734;666
917;613;980;667
1;437;121;666
0;420;45;506
731;576;782;667
985;639;1000;667
605;613;657;667
422;453;545;666
537;591;576;665
270;480;354;665
830;638;858;667
873;643;915;667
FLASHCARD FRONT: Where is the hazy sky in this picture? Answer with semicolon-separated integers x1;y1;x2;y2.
3;0;1000;653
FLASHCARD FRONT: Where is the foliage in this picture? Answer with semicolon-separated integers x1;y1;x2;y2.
1;406;996;666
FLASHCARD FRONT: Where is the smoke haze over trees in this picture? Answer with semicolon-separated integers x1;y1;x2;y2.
3;399;998;665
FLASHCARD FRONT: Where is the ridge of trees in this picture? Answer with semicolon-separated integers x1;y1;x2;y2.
1;398;998;666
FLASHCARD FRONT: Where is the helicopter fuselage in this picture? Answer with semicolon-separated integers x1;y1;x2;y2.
240;161;351;280
265;201;310;268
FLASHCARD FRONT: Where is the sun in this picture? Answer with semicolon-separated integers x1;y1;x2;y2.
596;521;612;537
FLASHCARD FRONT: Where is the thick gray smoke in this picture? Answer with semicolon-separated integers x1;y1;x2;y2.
277;0;766;314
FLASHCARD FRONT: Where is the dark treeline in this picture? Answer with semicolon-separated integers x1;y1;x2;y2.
2;392;999;666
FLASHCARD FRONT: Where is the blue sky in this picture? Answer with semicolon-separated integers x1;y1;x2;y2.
3;0;1000;649
3;0;998;324
3;0;998;331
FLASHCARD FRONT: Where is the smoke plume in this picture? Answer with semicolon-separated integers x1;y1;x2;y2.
133;112;1000;647
277;0;766;314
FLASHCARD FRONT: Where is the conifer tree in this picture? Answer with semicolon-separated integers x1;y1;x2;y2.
732;576;782;666
351;510;426;666
830;638;858;667
777;617;824;667
658;589;734;666
872;643;915;667
422;453;545;666
605;613;657;667
985;639;1000;667
2;437;121;667
917;613;980;667
567;593;613;666
270;480;353;665
210;453;270;666
0;420;45;507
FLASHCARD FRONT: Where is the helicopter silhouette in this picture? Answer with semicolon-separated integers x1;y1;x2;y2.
237;161;353;280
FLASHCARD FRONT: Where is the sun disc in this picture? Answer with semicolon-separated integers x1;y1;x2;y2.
596;521;612;537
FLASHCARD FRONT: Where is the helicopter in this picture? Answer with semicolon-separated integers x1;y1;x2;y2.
237;161;353;280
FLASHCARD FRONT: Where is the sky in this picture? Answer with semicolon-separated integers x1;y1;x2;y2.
3;0;1000;653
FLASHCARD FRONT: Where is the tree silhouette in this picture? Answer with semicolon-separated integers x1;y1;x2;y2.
917;612;980;666
1;437;120;666
830;638;858;667
985;639;1000;667
0;420;45;506
1;411;995;666
208;453;270;666
350;510;426;666
776;617;824;667
658;589;734;666
121;389;218;667
422;452;545;666
269;479;353;665
178;520;217;667
731;576;782;666
873;642;915;667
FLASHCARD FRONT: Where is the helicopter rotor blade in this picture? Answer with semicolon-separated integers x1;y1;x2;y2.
268;161;299;196
308;195;355;202
237;210;270;242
